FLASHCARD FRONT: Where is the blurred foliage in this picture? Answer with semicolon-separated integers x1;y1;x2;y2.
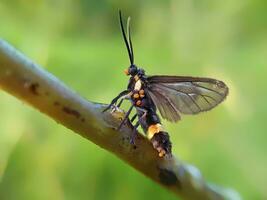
0;0;267;199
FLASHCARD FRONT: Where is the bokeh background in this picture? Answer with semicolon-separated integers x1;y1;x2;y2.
0;0;266;199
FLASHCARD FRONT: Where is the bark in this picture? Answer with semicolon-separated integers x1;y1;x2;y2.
0;39;240;200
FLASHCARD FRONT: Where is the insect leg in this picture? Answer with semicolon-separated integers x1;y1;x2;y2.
130;113;137;122
117;104;134;130
136;107;147;113
130;109;148;144
140;110;147;119
130;121;140;144
116;91;134;108
117;98;124;108
102;90;129;112
135;107;147;121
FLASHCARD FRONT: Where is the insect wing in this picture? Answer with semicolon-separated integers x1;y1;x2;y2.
147;76;229;122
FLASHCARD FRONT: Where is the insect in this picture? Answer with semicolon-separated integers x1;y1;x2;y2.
103;11;229;157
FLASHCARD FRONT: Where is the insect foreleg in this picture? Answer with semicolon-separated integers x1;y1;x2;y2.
115;91;133;109
117;98;124;108
102;90;129;112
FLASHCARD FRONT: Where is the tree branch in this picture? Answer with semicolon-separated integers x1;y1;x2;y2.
0;39;240;200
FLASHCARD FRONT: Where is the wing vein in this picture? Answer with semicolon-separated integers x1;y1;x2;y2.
190;82;223;96
146;76;228;122
156;84;203;112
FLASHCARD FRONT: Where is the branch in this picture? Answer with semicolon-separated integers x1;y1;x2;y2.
0;40;240;200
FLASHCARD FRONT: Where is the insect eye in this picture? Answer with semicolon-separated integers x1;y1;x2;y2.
129;67;137;75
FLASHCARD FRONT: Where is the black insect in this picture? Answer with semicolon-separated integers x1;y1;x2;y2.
103;11;229;157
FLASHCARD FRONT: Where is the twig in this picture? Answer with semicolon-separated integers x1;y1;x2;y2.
0;39;240;200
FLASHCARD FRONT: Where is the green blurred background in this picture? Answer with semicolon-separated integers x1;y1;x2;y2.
0;0;266;199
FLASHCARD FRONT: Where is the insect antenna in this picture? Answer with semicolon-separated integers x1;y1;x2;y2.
127;17;134;64
119;10;133;65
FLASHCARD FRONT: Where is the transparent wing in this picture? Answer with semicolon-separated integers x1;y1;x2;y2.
147;75;229;122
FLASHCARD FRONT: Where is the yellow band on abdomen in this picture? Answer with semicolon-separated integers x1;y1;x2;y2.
147;123;164;140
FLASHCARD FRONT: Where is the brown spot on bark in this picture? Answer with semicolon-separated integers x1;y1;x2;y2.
62;106;81;119
29;83;40;95
158;168;180;187
81;118;85;122
54;101;60;106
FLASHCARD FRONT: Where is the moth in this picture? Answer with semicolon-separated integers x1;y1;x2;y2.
104;11;228;157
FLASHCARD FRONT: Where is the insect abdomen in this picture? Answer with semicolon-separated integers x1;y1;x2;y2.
138;111;172;157
150;131;172;157
147;123;172;157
